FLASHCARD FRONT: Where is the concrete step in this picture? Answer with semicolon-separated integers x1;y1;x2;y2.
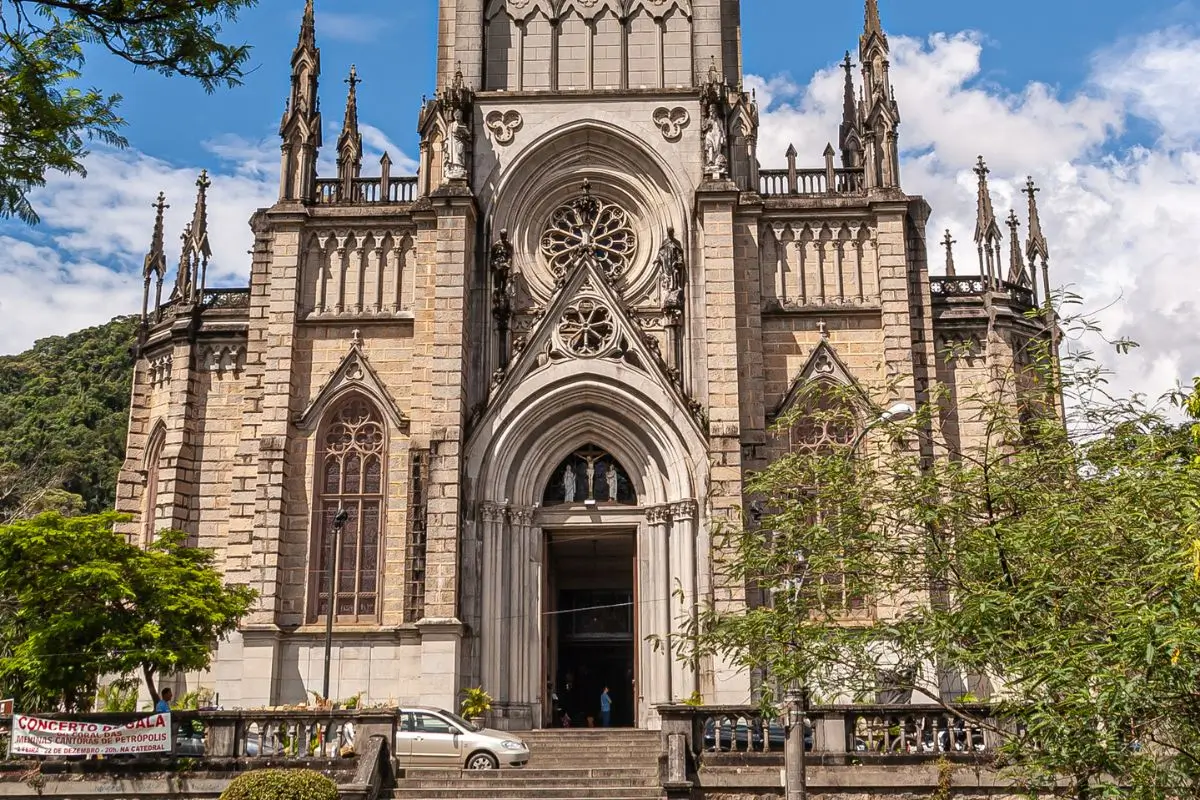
401;769;658;781
387;789;662;800
401;778;657;790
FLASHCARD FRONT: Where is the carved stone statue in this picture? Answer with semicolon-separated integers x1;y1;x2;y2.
490;229;513;321
702;104;728;179
562;465;577;502
656;227;685;311
443;108;469;181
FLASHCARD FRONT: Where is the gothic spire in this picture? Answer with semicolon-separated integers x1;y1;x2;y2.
1006;209;1030;287
839;52;861;168
337;65;363;195
179;171;213;303
279;0;322;202
858;0;900;189
942;230;957;278
141;193;169;323
973;156;1003;286
1025;176;1050;264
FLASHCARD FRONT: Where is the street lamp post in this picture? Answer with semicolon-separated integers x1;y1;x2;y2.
322;507;350;702
784;686;810;800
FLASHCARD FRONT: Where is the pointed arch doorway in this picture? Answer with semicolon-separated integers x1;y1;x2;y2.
542;445;640;728
465;366;710;730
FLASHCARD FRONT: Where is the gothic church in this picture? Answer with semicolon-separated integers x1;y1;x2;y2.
118;0;1054;728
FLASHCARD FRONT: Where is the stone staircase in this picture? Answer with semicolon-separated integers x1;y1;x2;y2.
386;729;664;800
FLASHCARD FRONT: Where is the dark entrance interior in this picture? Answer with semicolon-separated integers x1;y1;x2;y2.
546;532;636;728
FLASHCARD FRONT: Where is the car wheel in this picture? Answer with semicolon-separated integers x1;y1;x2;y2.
466;751;499;770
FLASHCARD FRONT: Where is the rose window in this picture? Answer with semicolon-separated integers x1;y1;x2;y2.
540;189;638;282
558;298;616;357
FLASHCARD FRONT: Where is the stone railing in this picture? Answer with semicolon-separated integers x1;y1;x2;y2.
0;709;396;762
759;168;865;197
930;276;1037;310
315;176;418;205
201;288;252;310
661;703;1001;772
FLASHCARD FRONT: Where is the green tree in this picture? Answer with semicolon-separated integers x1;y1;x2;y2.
0;0;256;223
0;512;256;710
0;316;137;520
682;336;1200;798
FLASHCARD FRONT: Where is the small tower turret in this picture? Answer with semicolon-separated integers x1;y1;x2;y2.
1006;209;1031;290
839;52;863;169
859;0;901;189
173;171;213;304
279;0;322;202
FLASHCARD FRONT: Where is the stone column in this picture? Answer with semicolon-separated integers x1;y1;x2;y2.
519;509;544;727
480;503;506;709
669;501;700;701
646;506;673;714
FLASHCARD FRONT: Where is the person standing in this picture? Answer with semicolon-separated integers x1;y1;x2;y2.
154;687;173;714
599;687;612;728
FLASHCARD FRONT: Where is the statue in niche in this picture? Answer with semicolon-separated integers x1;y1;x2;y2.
562;464;577;503
443;108;469;181
656;227;686;311
702;104;729;179
490;229;513;321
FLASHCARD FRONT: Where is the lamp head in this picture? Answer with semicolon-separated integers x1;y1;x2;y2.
880;402;915;423
333;508;350;529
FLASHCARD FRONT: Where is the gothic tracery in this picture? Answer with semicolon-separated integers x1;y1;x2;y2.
540;190;638;283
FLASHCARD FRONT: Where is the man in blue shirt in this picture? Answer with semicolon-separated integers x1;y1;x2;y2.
154;687;173;714
599;687;612;728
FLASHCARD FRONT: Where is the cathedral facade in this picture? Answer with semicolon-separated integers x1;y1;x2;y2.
117;0;1054;729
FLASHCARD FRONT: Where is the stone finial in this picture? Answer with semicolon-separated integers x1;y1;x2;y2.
942;230;957;278
300;0;316;49
864;0;886;40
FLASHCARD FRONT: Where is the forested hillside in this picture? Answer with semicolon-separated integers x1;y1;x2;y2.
0;317;137;521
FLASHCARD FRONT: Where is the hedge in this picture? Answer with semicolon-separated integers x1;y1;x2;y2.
219;769;339;800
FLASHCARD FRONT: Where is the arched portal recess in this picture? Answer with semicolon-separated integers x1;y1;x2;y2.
464;361;709;730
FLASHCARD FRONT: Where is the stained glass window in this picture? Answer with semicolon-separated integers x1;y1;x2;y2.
312;395;385;622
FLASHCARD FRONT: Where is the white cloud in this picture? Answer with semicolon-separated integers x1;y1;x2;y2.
317;11;390;44
753;29;1200;405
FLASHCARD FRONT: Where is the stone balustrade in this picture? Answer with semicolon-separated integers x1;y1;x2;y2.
315;176;418;205
930;276;1038;311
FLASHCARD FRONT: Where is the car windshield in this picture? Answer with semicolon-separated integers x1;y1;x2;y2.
438;710;481;733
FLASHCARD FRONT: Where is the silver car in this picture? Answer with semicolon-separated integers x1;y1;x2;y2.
395;707;529;770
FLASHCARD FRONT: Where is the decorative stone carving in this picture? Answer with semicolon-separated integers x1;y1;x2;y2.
485;109;523;145
149;354;172;388
701;104;729;179
655;227;686;311
540;183;637;285
443;108;469;181
490;229;514;322
652;107;690;142
557;298;617;358
200;343;245;377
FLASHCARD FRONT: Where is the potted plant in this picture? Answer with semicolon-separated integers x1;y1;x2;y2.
460;687;493;727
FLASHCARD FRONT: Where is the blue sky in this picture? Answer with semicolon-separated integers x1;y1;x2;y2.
2;0;1199;405
79;0;1189;166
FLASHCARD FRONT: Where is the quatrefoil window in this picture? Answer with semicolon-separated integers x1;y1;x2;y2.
558;299;617;357
540;194;638;282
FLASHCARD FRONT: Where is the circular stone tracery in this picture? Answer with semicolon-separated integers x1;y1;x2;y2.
558;298;616;357
540;194;638;283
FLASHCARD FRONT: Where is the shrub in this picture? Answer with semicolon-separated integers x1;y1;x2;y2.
219;769;338;800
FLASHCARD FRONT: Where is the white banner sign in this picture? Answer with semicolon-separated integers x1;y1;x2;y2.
9;713;173;757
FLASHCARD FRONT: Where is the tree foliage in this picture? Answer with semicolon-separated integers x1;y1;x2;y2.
0;0;256;223
0;315;137;521
682;324;1200;798
0;511;256;711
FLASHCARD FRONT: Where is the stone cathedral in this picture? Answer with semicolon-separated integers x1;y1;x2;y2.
117;0;1055;729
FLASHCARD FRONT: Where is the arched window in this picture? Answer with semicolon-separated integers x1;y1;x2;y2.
312;395;385;622
543;444;638;507
142;422;166;547
789;382;858;451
